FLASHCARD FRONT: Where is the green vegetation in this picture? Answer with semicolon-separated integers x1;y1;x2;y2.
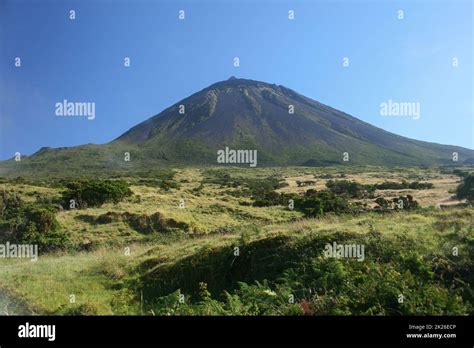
326;179;433;199
326;180;375;198
203;170;286;198
134;171;181;191
374;195;419;211
0;190;68;251
374;181;434;190
294;190;351;217
143;223;473;315
456;173;474;203
62;180;132;209
0;166;472;316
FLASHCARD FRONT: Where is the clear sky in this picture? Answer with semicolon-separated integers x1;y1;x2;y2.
0;0;472;160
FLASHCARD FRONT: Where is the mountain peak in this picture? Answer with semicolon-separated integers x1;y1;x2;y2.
227;76;238;80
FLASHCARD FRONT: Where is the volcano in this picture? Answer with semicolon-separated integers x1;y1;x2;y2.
1;77;472;175
112;76;472;166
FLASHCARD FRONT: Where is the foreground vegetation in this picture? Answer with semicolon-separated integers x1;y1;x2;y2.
0;166;472;315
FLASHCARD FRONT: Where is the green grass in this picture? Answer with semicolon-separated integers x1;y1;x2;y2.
0;207;471;315
0;166;472;315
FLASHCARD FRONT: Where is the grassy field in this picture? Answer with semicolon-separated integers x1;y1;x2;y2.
0;166;472;315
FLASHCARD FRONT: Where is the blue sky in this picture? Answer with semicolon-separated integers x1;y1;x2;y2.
0;0;472;160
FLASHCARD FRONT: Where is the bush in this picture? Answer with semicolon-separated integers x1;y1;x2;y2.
252;191;297;207
0;191;67;251
375;180;433;190
295;190;351;217
407;181;433;190
456;173;474;203
203;171;286;198
326;180;375;198
453;169;469;178
252;191;281;207
58;302;100;315
374;197;390;210
375;181;405;190
374;195;419;211
137;178;180;191
62;180;132;208
296;180;315;187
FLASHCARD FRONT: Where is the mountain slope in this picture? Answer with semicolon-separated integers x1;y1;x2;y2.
1;77;472;176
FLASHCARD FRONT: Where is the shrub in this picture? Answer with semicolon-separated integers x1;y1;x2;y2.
252;191;294;207
253;191;280;207
407;181;433;190
0;190;22;218
392;195;419;210
138;178;180;191
456;173;474;203
375;181;406;190
62;179;132;208
453;169;469;178
0;191;67;251
374;195;419;211
295;190;351;217
374;197;390;210
251;187;353;216
326;180;375;198
203;171;285;198
375;180;433;190
296;180;316;187
59;302;100;315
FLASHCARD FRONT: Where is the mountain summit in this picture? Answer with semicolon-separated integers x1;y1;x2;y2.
1;77;472;175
